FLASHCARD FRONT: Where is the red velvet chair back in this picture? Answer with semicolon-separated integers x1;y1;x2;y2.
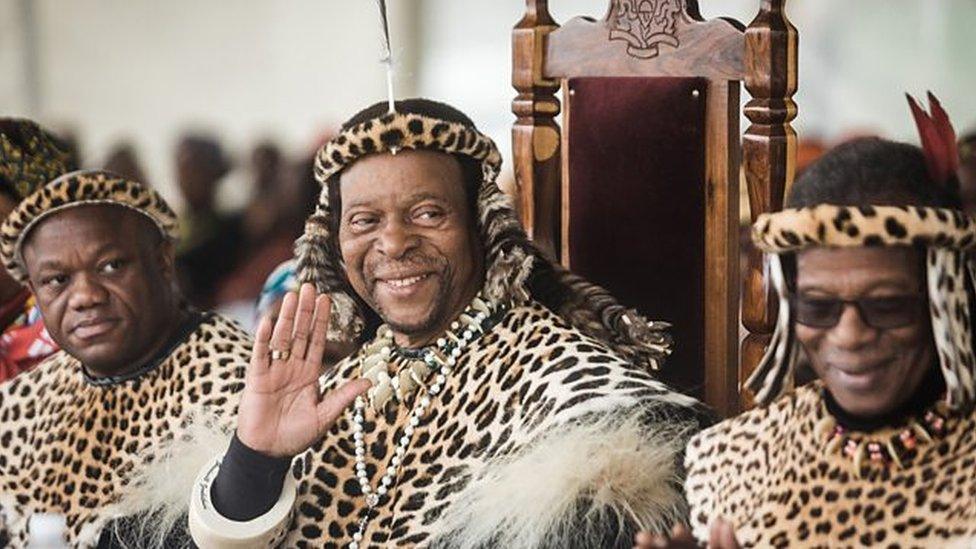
566;77;707;393
512;0;798;416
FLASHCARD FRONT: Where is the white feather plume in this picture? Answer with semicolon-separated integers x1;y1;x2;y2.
374;0;396;113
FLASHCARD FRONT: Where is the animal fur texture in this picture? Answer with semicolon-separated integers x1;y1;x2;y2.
433;411;690;548
109;416;233;548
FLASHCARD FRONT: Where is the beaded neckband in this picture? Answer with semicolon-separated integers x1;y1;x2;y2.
348;293;508;548
357;293;503;413
815;397;950;474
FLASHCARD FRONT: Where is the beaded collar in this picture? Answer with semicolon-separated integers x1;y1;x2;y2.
347;293;508;548
357;293;505;413
814;380;952;474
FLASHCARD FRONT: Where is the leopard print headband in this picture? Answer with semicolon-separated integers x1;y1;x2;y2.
0;170;179;283
747;204;976;410
753;205;976;253
294;107;671;369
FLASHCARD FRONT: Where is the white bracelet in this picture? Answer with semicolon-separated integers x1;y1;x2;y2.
188;453;296;548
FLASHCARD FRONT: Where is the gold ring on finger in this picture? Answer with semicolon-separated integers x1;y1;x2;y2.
270;349;291;361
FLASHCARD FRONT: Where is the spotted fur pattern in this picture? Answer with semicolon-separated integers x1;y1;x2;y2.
0;170;179;283
752;204;976;253
685;383;976;547
313;112;502;182
0;314;249;548
279;301;701;547
928;249;976;407
748;204;976;409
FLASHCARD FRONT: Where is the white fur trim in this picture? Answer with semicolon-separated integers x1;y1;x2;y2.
0;494;27;547
928;248;976;408
433;412;688;548
107;416;234;548
950;536;976;549
745;252;799;405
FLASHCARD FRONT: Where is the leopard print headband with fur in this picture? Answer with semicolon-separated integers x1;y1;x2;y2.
294;108;671;369
0;169;179;283
747;204;976;410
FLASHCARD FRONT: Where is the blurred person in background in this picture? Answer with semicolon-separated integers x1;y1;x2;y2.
240;140;284;244
214;149;320;328
174;133;243;308
0;119;74;383
102;140;149;186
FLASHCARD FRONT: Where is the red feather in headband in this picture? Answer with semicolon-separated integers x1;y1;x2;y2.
907;92;960;186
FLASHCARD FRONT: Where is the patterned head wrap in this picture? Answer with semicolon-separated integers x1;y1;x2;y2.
0;170;179;283
747;94;976;410
0;119;75;201
295;98;671;368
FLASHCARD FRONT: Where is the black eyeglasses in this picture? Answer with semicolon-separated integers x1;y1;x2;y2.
791;294;926;329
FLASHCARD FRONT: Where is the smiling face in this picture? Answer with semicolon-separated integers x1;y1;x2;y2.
338;149;483;347
795;247;935;418
21;205;182;376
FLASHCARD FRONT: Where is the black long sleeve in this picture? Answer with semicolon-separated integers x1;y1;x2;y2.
210;434;293;521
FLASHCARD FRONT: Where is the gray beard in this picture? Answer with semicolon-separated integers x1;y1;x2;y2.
370;270;456;342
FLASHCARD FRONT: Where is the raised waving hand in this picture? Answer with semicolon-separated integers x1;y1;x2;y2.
237;283;370;458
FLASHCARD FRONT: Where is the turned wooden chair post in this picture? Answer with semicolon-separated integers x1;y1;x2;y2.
740;0;798;409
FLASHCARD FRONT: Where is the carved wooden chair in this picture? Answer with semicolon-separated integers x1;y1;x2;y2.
512;0;797;417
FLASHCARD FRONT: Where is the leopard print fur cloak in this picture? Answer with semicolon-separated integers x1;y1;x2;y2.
273;300;704;548
0;313;250;548
685;382;976;548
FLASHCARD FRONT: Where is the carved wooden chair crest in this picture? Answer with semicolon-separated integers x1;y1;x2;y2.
512;0;797;417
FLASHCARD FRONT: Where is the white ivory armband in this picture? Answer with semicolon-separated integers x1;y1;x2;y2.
188;454;296;548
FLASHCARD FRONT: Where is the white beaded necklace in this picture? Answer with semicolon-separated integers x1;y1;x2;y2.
349;294;504;548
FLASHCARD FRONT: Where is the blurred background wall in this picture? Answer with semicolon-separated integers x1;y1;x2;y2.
0;0;420;208
2;0;975;209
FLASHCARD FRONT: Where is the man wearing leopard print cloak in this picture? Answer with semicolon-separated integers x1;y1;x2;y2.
0;170;251;547
671;96;976;547
184;99;706;548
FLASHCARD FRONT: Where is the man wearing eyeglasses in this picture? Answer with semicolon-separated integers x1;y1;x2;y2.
639;97;976;548
788;247;932;418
